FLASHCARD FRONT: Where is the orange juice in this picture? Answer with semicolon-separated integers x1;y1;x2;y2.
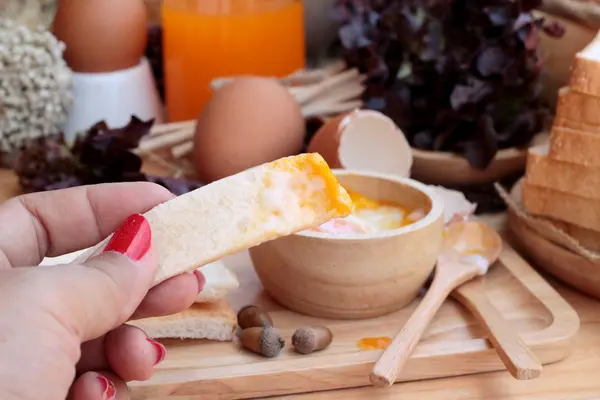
162;0;306;122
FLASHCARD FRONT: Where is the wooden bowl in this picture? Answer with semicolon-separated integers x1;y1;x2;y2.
248;170;445;320
507;180;600;299
410;134;548;186
410;147;528;186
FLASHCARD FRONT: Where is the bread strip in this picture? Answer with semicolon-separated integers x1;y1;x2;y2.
526;144;600;199
74;153;353;286
553;117;600;133
522;181;600;232
548;126;600;166
129;299;237;341
42;252;239;303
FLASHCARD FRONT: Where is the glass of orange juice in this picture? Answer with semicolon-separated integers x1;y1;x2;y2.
161;0;306;122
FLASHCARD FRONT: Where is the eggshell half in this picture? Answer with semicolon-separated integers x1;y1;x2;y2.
305;113;348;168
307;109;413;177
429;186;477;224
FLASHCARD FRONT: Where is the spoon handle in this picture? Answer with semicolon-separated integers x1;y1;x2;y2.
453;278;542;380
369;267;455;387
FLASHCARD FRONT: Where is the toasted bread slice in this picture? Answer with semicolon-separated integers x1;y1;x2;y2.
128;299;237;341
548;126;600;167
555;87;600;126
73;153;353;286
522;181;600;232
526;143;600;200
194;261;239;303
553;117;600;134
39;249;87;266
569;32;600;96
513;181;600;252
41;252;239;303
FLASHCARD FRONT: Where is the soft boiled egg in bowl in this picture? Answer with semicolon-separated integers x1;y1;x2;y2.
249;169;445;320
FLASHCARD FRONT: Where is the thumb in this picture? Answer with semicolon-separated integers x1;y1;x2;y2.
50;214;157;342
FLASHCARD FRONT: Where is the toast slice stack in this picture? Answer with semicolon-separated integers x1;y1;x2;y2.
522;34;600;251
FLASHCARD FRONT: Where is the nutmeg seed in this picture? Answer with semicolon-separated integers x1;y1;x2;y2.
291;325;333;354
239;326;285;358
237;305;274;329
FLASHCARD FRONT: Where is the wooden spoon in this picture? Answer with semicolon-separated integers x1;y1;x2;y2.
369;220;503;387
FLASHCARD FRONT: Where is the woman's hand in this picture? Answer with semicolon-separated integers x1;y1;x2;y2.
0;182;204;400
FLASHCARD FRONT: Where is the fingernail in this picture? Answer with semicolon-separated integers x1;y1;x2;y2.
146;337;167;365
103;214;151;261
194;269;206;294
97;375;116;400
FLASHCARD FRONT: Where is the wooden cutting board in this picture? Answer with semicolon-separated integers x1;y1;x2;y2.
0;170;578;399
129;241;579;400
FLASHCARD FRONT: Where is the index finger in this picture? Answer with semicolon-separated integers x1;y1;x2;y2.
0;182;175;267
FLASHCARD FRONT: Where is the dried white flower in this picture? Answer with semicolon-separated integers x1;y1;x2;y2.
0;18;73;152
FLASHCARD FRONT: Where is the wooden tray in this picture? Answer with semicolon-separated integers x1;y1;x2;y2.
130;241;579;400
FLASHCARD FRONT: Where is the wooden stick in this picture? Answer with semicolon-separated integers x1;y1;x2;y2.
289;75;363;104
322;60;348;76
177;158;197;176
144;152;183;174
291;68;360;105
137;128;194;154
302;99;363;118
172;141;194;159
149;120;195;137
310;83;365;106
280;60;347;86
210;60;348;91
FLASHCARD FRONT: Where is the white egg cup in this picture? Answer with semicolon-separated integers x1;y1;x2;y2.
62;57;165;143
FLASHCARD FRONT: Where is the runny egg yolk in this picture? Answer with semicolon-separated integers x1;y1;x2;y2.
310;190;426;235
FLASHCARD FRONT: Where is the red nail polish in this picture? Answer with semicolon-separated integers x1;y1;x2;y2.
97;375;116;400
103;214;151;261
194;269;206;294
146;337;166;365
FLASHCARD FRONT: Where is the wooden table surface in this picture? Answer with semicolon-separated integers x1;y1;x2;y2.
2;170;600;399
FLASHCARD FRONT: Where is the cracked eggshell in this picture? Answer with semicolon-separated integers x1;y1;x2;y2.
306;109;413;177
429;186;477;224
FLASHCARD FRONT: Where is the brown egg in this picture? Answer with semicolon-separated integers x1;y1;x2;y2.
193;77;305;183
307;109;413;177
52;0;148;72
